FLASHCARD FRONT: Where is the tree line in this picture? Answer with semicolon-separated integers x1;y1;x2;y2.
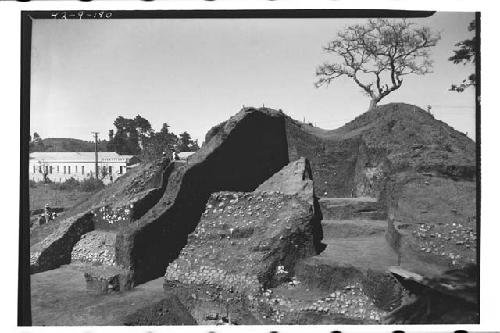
108;115;199;159
30;115;200;160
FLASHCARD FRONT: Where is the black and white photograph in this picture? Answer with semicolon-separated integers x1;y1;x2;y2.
13;7;483;328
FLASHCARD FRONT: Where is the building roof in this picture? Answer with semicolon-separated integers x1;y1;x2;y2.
29;152;135;163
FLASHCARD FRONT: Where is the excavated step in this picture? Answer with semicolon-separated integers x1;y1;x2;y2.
321;219;387;239
293;231;404;311
310;233;399;271
319;197;386;220
296;219;446;294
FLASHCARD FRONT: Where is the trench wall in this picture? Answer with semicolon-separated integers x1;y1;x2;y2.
285;119;390;199
116;110;290;284
30;212;94;273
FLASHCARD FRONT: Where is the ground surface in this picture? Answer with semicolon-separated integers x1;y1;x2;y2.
31;264;167;326
29;185;92;212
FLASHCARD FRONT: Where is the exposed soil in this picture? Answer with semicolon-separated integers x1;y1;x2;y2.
29;103;477;325
31;265;169;326
385;171;477;271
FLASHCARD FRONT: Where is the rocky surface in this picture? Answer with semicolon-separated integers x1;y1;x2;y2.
71;230;117;266
165;190;317;293
92;204;134;231
164;158;322;293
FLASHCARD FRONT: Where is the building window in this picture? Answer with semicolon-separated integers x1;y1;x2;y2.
68;166;71;173
109;166;112;174
119;166;123;174
75;166;78;173
39;166;42;173
33;166;35;173
57;166;59;173
49;166;53;174
82;166;84;175
63;166;66;174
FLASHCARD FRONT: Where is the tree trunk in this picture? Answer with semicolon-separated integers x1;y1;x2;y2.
369;98;379;110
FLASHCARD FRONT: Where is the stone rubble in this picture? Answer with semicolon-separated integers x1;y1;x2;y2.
71;230;117;266
410;217;476;267
92;205;133;230
165;190;314;294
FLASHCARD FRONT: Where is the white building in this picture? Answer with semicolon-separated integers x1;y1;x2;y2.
29;152;139;184
176;151;195;160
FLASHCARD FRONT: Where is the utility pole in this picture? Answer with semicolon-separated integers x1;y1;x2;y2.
92;132;99;179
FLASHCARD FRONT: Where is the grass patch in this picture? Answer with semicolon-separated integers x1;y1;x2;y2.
29;179;103;211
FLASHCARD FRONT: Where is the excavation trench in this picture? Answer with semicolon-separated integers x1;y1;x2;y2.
116;110;293;285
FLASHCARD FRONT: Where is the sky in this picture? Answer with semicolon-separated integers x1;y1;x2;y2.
30;12;476;144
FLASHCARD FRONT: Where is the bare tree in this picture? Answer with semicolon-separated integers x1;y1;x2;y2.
315;19;440;109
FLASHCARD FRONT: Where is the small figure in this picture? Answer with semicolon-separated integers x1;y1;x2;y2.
44;203;51;223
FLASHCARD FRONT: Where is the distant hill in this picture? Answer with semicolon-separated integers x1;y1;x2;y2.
31;138;110;152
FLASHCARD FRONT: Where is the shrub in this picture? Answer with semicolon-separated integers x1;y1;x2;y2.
54;177;80;191
80;177;105;192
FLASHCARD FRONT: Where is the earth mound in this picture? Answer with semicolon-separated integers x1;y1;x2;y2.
30;103;476;299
